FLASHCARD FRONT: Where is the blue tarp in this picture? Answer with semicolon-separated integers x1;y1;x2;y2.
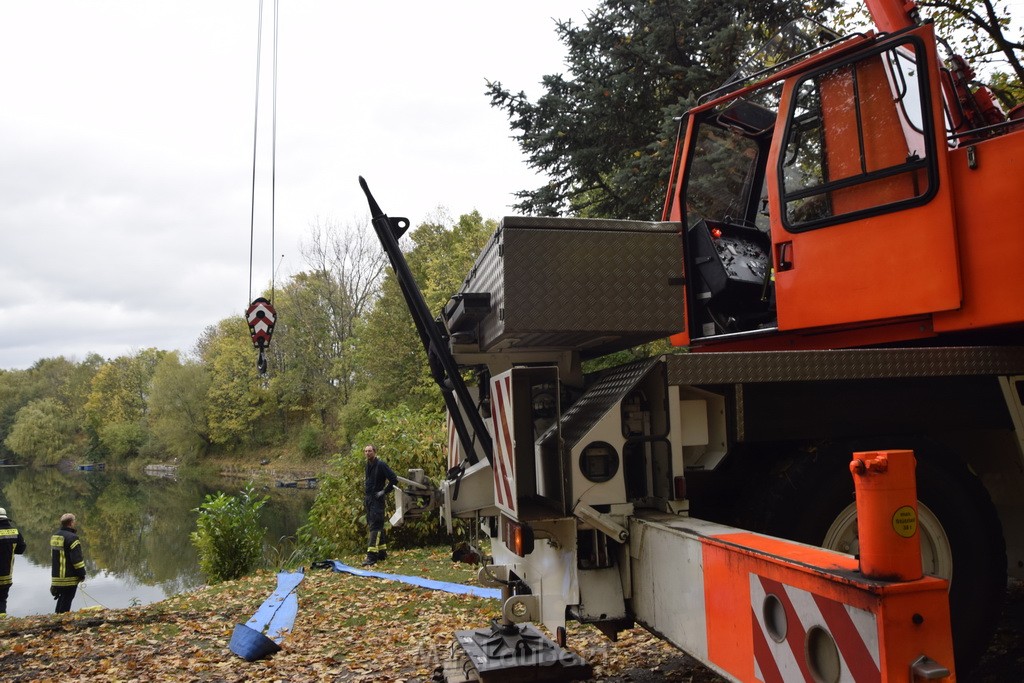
314;560;501;599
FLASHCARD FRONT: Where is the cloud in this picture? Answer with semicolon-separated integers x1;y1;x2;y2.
0;1;588;370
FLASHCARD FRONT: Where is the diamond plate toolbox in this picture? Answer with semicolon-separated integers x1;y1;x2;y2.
454;216;684;355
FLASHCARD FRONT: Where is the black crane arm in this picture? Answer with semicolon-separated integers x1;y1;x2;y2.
359;177;492;466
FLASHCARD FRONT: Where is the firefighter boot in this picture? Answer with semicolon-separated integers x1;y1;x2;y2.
362;552;378;566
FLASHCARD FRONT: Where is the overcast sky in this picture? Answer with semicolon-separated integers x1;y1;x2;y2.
0;1;595;370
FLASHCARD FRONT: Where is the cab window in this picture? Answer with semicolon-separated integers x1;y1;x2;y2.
779;37;936;231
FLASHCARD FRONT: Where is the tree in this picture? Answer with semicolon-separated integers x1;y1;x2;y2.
200;319;272;448
84;350;166;426
148;352;212;461
914;1;1022;105
0;369;34;459
0;356;103;459
487;0;804;220
268;272;349;424
4;398;77;465
822;1;1021;105
298;217;387;405
344;211;494;440
84;349;167;460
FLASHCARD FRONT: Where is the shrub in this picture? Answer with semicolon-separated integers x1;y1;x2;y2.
98;421;147;460
298;421;323;459
191;484;268;582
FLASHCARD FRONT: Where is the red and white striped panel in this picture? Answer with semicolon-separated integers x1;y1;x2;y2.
489;372;517;517
750;574;880;683
446;412;461;471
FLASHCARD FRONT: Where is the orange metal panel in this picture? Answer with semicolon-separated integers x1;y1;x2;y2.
702;531;955;682
934;129;1024;333
667;116;699;347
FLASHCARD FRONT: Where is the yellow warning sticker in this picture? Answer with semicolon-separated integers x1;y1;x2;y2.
892;506;917;538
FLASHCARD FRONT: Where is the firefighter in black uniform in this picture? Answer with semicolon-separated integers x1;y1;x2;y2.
362;444;398;566
51;513;86;613
0;507;27;616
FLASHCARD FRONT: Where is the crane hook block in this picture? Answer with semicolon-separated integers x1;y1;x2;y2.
246;297;277;350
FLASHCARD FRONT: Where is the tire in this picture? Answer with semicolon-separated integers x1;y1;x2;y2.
739;440;1006;677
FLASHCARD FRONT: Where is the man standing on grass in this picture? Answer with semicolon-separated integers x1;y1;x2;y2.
0;507;27;617
362;444;397;566
51;513;86;613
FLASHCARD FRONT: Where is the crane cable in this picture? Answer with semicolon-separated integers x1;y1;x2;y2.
245;0;279;374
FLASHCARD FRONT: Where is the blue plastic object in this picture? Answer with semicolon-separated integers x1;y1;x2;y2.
229;569;304;661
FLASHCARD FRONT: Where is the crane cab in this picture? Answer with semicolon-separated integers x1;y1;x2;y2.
664;21;1024;351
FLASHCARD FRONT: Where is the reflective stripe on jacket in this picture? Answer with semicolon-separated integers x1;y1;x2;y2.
0;521;26;586
51;527;86;587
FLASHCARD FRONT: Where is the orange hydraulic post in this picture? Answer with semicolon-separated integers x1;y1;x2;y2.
850;450;922;581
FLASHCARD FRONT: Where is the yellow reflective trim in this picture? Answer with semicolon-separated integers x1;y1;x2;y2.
51;577;78;586
50;535;64;548
69;540;81;550
0;529;18;538
73;562;85;569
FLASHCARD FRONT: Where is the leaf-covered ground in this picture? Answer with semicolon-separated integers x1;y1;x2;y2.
0;547;721;682
1;547;1019;682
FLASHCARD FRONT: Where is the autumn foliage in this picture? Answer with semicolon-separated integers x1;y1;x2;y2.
0;546;721;682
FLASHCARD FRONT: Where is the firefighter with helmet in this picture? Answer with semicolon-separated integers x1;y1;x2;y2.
0;507;27;616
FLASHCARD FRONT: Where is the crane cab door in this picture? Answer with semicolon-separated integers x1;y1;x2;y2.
766;26;960;332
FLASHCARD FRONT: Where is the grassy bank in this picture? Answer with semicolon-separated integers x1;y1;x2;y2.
0;546;714;682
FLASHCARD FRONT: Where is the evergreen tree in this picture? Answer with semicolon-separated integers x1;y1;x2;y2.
487;0;807;219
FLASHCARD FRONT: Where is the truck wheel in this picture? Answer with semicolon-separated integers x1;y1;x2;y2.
744;441;1006;676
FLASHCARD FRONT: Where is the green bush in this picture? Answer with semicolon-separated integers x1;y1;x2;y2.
191;485;268;582
299;404;449;556
298;421;323;459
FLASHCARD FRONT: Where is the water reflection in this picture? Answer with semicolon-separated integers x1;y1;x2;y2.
0;466;314;617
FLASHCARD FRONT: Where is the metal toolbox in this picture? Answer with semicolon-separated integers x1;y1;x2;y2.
445;216;685;357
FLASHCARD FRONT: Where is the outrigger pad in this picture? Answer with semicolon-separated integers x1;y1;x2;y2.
452;622;592;682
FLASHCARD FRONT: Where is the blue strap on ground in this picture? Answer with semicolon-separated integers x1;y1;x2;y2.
315;559;500;599
245;570;303;643
229;569;305;661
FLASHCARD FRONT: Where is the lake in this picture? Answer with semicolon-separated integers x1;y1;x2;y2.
0;465;316;617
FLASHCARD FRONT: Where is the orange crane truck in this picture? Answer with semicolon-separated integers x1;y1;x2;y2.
362;0;1024;680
